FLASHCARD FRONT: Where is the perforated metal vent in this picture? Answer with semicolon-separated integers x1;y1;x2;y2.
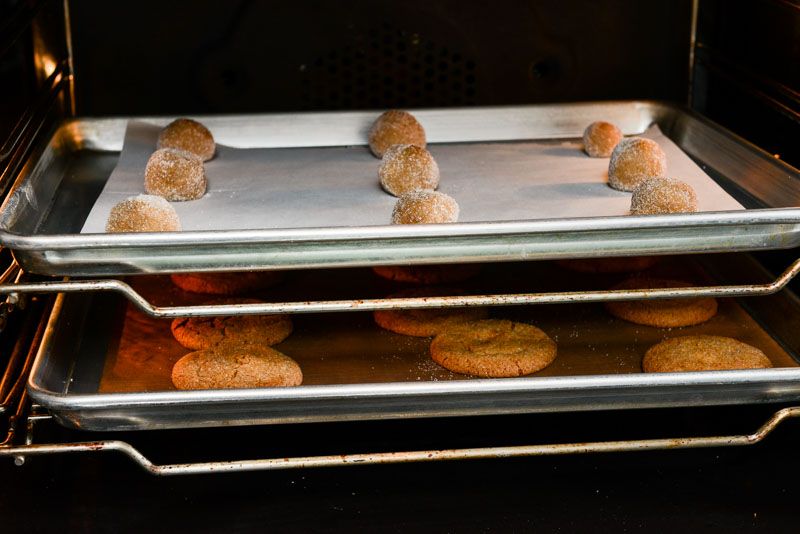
300;21;477;110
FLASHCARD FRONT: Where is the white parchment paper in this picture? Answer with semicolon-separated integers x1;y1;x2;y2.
81;122;743;233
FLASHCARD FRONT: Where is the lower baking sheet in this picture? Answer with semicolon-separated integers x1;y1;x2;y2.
27;253;800;432
99;260;795;392
81;122;743;233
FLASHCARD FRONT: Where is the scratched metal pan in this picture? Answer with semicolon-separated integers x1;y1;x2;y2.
1;101;799;277
27;253;800;431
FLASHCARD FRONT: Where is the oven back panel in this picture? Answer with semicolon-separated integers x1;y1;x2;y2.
68;0;693;115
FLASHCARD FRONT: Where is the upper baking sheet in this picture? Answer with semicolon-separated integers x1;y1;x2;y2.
81;122;742;233
3;102;799;276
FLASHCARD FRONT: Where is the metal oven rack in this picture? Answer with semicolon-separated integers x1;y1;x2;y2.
1;0;800;476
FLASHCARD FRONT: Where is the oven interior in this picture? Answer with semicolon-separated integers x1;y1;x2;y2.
0;0;799;475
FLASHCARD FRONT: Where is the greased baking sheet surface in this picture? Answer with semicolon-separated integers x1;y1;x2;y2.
81;122;743;234
98;260;795;393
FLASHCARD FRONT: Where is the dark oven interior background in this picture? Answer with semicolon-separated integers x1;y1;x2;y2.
2;0;798;166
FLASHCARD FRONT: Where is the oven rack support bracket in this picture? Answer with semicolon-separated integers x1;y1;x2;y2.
2;406;799;476
0;257;798;317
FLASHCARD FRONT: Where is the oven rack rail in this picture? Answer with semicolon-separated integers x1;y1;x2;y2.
0;256;796;317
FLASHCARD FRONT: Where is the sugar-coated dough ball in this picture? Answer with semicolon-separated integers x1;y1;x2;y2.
144;148;207;201
583;121;623;158
608;137;667;191
379;144;440;196
157;118;216;161
392;190;459;224
368;110;426;158
630;177;697;215
105;194;181;233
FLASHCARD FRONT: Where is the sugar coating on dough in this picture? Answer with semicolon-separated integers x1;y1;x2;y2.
105;194;181;233
368;110;426;158
379;144;440;196
605;277;718;328
430;319;557;378
608;137;667;191
583;121;623;158
170;297;293;350
157;118;216;161
144;148;207;201
630;177;697;215
171;343;303;390
373;287;489;337
392;190;459;224
643;335;772;373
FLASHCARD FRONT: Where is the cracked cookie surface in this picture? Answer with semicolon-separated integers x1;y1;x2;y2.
171;298;293;350
373;287;488;337
172;344;302;390
430;319;557;378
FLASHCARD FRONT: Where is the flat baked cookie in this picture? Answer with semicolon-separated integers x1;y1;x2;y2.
171;298;292;350
556;256;658;274
172;343;303;390
643;335;772;373
430;319;557;378
373;264;481;285
605;277;717;328
374;287;488;337
170;271;283;295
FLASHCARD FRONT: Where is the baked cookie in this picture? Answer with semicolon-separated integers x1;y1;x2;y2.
171;298;292;350
170;271;283;295
172;343;303;390
373;264;481;285
374;287;489;337
430;319;557;378
556;256;658;274
643;335;772;373
105;194;181;233
605;277;718;328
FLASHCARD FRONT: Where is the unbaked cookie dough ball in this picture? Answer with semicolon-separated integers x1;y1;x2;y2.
630;177;697;215
608;137;667;191
392;190;459;224
105;194;181;233
144;148;207;201
583;121;623;158
157;118;216;161
379;144;440;196
368;110;426;158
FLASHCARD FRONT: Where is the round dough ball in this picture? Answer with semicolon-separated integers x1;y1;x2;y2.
144;148;207;201
368;110;426;158
583;121;623;157
392;190;459;224
105;194;181;233
608;137;667;191
630;177;697;215
379;144;440;196
643;335;772;373
157;118;216;161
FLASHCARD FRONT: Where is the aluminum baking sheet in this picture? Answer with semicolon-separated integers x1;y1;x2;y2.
2;102;799;276
80;123;742;233
27;255;800;431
